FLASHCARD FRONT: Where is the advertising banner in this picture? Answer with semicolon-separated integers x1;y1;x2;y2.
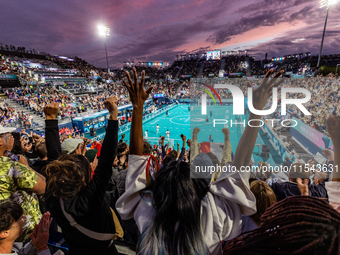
290;117;333;154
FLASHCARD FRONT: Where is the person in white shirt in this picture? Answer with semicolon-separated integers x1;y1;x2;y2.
28;115;33;128
166;129;170;142
156;124;159;134
144;130;148;140
116;69;278;255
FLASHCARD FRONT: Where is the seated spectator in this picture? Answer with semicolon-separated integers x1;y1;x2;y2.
282;156;292;169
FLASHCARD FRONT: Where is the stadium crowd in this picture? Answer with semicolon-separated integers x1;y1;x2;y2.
1;68;340;255
202;60;221;78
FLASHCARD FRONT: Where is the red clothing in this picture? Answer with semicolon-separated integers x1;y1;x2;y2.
91;142;102;157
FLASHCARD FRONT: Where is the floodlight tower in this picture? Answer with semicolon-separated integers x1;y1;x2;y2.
98;25;110;72
317;0;339;67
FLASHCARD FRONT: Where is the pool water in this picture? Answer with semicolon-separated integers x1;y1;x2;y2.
118;104;283;165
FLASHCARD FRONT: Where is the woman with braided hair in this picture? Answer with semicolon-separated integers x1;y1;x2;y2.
224;196;340;255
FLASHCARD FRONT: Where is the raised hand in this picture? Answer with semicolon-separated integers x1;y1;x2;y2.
123;68;153;107
233;69;284;170
32;133;41;140
322;148;334;161
327;114;340;181
247;69;284;112
43;102;59;120
222;128;230;138
91;156;98;171
297;178;309;196
104;97;118;120
327;114;340;142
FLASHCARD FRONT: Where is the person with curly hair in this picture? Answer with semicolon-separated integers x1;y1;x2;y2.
44;98;120;255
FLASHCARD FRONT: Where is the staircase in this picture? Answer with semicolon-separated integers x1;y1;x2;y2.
176;82;185;94
174;61;185;79
220;59;226;72
59;87;73;97
314;67;322;77
6;99;46;129
196;61;205;78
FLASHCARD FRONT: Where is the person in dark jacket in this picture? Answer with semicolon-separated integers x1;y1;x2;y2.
269;163;328;201
43;99;119;255
31;142;48;174
281;156;292;169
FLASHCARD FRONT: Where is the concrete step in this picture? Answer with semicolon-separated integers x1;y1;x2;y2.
6;99;46;128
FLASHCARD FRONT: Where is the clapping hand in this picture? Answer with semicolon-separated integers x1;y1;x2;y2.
297;178;309;196
30;212;52;253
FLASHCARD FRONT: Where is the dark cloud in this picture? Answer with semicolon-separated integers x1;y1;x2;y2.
206;3;317;45
249;27;340;59
237;0;311;13
189;46;212;55
0;0;339;67
206;9;287;44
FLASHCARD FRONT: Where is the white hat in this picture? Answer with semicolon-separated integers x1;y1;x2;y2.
61;138;83;154
0;125;16;135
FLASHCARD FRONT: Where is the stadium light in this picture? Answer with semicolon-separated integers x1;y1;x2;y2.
336;64;340;74
317;0;339;67
98;25;110;37
245;49;249;57
98;25;110;72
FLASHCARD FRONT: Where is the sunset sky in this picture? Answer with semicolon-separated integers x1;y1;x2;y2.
1;0;340;68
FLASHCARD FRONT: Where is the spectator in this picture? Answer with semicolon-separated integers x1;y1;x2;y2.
223;196;340;254
269;163;328;201
0;201;53;255
242;180;277;232
0;126;46;242
44;98;120;255
115;68;285;254
31;142;48;173
61;138;84;155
